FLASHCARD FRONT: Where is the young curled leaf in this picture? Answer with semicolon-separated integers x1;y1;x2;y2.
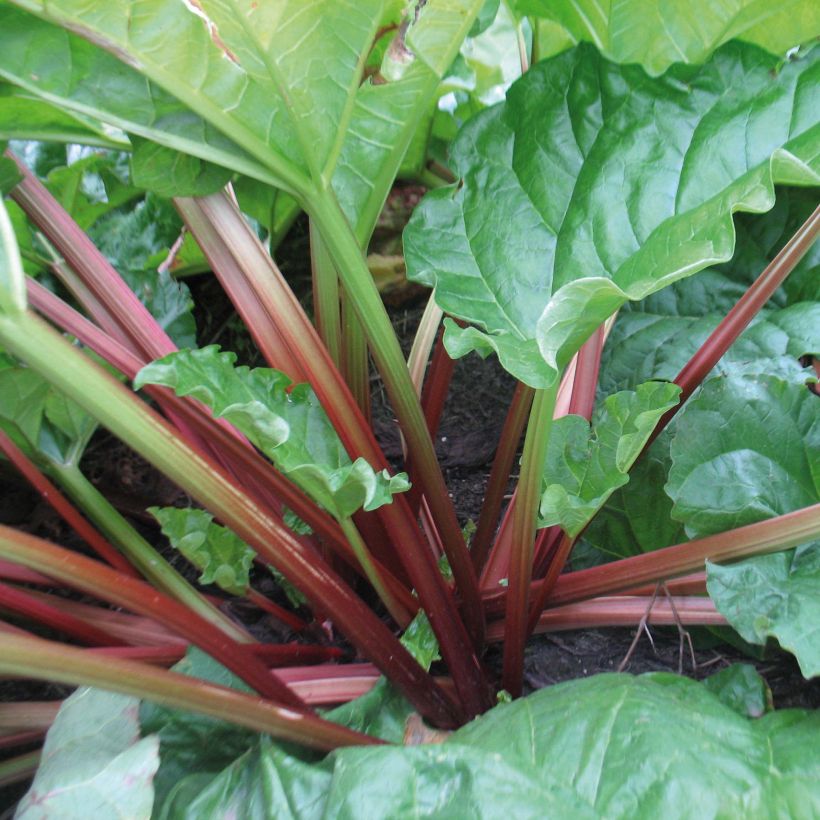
538;382;681;537
149;506;255;597
135;346;409;520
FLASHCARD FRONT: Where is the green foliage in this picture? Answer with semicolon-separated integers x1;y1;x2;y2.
129;139;233;198
15;688;159;819
135;347;410;520
707;544;820;678
405;43;819;388
666;374;819;539
143;667;820;817
399;610;441;670
0;350;96;466
702;663;772;717
1;1;819;813
149;507;255;596
538;382;680;536
519;0;820;74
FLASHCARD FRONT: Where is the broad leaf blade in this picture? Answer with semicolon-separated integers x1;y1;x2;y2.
0;83;128;148
520;0;820;75
148;670;820;818
538;382;680;536
0;6;282;188
195;0;383;179
707;544;820;678
701;663;772;718
0;353;97;466
454;673;820;817
16;688;159;819
135;347;409;519
331;0;484;239
666;374;819;539
404;43;820;388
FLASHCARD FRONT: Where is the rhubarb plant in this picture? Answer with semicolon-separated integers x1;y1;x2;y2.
0;0;817;816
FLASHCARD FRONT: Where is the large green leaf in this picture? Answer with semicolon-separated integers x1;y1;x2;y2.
538;381;680;536
135;347;409;520
707;543;820;678
600;304;819;398
404;43;820;388
578;430;687;566
151;672;820;818
452;674;820;817
666;373;819;539
149;506;255;596
0;6;280;188
140;649;260;812
0;82;128;148
129;138;233;198
330;0;483;238
192;0;382;180
16;688;159;819
519;0;820;75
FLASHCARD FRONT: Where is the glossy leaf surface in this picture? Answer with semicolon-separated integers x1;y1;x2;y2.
404;43;820;388
152;672;820;818
701;663;772;717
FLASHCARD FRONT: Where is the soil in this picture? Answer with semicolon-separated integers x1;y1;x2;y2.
1;212;817;812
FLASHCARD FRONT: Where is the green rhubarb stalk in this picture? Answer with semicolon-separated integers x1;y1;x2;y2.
338;515;412;628
340;287;371;421
309;218;342;368
52;463;250;643
0;633;379;751
502;382;559;696
309;191;487;651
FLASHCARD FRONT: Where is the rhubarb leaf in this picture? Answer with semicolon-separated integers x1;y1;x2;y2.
666;374;819;539
143;670;820;818
578;430;687;566
129;139;232;198
149;507;255;596
0;355;96;466
538;382;680;536
16;688;159;819
0;7;281;188
331;0;484;239
707;544;820;678
519;0;820;75
600;305;819;397
140;648;258;811
404;43;820;389
135;347;409;520
0;82;128;149
452;673;820;817
702;663;773;718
